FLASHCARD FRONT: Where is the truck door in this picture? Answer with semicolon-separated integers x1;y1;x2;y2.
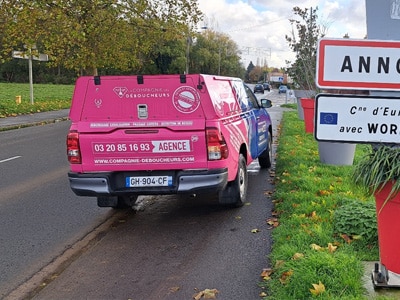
243;84;270;159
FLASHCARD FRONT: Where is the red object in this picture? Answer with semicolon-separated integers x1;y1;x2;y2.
375;182;400;274
300;98;315;134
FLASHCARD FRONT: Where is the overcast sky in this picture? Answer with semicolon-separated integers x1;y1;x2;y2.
198;0;367;69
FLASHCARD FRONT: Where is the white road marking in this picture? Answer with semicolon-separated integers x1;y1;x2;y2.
0;156;22;164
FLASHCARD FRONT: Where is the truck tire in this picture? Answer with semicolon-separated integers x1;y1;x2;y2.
97;195;138;209
114;195;138;209
258;133;272;168
218;154;248;207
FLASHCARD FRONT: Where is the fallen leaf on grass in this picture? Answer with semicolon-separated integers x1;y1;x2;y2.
317;189;332;196
275;260;285;269
311;243;323;251
279;270;293;284
260;268;273;280
193;288;219;300
271;210;279;217
310;281;325;296
306;210;322;222
292;252;304;260
327;243;337;253
311;243;338;252
266;217;279;228
341;234;352;244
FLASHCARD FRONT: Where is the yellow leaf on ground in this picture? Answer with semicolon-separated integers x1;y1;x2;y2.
310;243;323;251
341;233;352;244
327;243;337;253
266;217;279;228
292;252;304;260
275;260;285;269
279;270;293;284
317;189;332;196
310;281;325;296
260;268;273;278
193;288;219;300
251;228;260;233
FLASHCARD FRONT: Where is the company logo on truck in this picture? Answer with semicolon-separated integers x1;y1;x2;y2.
172;86;200;113
113;87;128;98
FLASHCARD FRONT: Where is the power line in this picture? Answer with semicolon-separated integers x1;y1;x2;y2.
240;47;271;57
222;16;292;32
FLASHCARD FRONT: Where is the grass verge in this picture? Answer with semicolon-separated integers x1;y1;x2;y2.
261;110;392;299
0;83;73;117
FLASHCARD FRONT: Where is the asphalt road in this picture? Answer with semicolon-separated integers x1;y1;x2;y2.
1;88;293;299
0;121;116;298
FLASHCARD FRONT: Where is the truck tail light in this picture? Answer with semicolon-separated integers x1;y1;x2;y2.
67;131;81;164
206;127;229;160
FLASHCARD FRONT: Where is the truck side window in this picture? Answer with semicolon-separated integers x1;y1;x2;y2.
244;85;260;109
232;81;251;111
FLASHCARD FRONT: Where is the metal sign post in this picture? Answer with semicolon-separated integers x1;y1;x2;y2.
12;46;49;105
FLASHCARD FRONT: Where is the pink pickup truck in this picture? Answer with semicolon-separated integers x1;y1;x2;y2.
67;74;273;208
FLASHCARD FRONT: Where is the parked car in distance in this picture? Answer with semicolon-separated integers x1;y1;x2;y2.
254;84;264;94
278;85;288;94
262;83;270;91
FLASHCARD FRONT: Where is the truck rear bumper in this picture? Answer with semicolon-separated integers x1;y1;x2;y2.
68;169;228;197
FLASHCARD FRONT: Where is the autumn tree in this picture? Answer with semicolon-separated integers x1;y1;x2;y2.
0;0;203;75
245;61;256;82
248;66;264;83
285;6;327;91
189;29;243;77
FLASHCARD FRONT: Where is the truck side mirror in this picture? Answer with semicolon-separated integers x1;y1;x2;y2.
261;99;272;108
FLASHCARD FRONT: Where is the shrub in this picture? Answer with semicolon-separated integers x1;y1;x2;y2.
333;199;378;247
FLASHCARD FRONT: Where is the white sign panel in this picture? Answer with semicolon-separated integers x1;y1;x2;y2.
315;94;400;143
316;38;400;90
12;51;48;61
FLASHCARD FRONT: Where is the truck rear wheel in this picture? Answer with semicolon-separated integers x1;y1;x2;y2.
218;154;248;207
97;195;138;209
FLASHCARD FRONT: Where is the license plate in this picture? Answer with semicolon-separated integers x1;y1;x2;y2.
125;176;172;187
